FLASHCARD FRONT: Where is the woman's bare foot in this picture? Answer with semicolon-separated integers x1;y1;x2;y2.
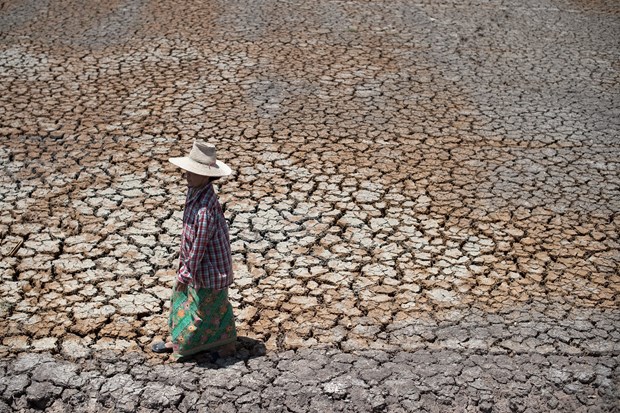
151;340;174;353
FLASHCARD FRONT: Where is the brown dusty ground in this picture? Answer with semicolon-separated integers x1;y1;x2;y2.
0;0;619;412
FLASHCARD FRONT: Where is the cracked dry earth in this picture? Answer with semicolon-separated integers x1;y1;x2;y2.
0;0;619;412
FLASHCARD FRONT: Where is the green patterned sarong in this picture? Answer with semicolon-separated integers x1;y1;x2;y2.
168;283;236;359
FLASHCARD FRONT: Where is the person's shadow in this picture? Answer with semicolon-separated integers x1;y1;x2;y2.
177;336;266;367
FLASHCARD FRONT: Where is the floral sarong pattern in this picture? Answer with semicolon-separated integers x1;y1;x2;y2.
168;282;236;359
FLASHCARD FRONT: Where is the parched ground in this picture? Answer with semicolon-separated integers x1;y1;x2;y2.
1;0;619;411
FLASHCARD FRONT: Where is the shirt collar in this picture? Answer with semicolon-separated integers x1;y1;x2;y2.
186;182;213;204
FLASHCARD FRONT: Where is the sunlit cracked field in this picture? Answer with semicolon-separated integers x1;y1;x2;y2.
1;0;619;411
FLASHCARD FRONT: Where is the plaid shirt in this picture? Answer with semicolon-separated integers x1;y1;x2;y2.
177;183;233;290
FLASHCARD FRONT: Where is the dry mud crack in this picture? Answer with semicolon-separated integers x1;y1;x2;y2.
1;0;619;411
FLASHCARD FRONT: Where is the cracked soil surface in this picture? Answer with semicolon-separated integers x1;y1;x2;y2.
0;0;619;411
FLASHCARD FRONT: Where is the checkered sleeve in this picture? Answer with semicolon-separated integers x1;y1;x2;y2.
177;266;192;285
186;208;215;279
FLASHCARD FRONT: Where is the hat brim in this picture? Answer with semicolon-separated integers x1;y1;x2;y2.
168;157;232;177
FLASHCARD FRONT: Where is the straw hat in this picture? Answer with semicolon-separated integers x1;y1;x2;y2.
168;140;232;177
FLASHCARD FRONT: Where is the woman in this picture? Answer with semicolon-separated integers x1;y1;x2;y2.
152;140;236;359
